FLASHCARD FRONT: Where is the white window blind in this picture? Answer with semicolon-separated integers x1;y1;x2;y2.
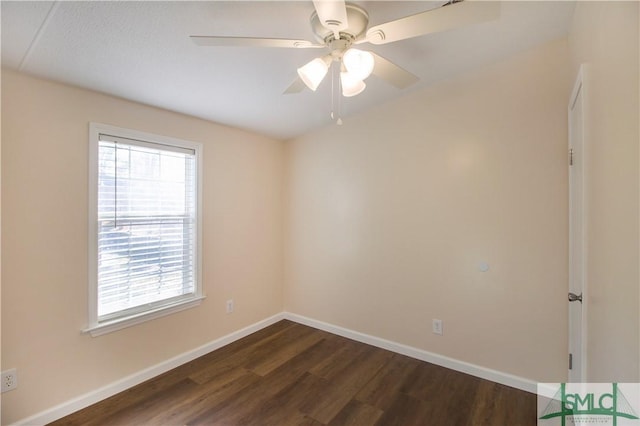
94;131;199;324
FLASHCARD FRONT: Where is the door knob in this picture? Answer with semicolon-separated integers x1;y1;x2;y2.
568;292;582;303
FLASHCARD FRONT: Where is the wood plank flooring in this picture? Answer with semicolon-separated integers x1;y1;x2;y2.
50;320;536;425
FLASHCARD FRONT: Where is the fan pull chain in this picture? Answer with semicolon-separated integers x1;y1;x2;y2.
337;68;343;125
330;62;335;120
329;62;343;125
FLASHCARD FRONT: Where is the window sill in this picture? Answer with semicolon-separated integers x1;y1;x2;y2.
83;296;206;337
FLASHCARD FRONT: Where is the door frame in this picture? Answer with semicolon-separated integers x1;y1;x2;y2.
568;64;588;382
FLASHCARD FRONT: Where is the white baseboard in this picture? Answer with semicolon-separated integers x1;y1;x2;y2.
15;310;537;425
283;312;538;394
13;313;286;426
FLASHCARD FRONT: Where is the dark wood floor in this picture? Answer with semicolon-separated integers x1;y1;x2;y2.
51;320;536;425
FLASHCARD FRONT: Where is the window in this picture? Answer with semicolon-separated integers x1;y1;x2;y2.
87;123;203;336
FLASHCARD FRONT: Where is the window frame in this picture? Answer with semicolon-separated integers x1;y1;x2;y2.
85;122;204;337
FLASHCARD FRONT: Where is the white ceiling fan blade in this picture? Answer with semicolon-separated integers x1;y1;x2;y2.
365;1;500;45
312;0;349;39
190;36;324;49
283;77;307;94
370;52;419;89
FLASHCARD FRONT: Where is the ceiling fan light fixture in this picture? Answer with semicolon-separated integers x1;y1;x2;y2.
340;71;366;97
297;57;330;91
342;48;375;81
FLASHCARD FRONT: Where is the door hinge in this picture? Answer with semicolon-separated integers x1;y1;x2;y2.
569;148;574;166
569;353;573;370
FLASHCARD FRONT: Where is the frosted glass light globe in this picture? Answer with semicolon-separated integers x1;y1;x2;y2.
340;71;366;97
297;57;330;91
342;49;374;81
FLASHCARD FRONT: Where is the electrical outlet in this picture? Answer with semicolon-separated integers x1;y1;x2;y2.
432;319;443;335
1;369;18;392
226;299;234;314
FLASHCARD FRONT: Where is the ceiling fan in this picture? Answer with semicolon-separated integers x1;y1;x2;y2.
191;0;500;97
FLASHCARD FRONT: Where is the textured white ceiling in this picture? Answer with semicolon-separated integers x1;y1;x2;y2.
2;1;576;140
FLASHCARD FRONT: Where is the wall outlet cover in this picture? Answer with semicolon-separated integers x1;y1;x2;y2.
432;319;443;335
1;369;18;392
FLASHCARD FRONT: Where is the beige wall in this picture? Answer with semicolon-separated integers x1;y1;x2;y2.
568;2;639;382
284;38;570;383
1;70;284;424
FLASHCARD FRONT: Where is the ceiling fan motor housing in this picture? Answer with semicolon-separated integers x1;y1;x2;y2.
310;3;369;49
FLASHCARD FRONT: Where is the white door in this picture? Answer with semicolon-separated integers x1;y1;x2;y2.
568;66;587;382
